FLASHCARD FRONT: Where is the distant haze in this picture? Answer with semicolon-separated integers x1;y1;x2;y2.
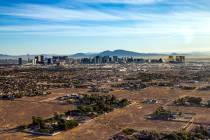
0;50;210;60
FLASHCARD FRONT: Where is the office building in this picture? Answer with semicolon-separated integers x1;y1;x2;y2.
176;56;185;63
18;58;22;65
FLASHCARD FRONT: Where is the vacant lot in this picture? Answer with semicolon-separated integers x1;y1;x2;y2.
1;87;210;140
0;88;85;140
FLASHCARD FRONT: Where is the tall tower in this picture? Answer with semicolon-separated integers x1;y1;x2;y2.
18;58;23;65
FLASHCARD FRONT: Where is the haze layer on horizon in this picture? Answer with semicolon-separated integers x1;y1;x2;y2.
0;0;210;55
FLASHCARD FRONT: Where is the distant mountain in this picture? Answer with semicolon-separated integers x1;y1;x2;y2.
0;54;11;57
70;50;166;58
99;50;140;57
0;50;210;60
0;54;53;60
70;53;97;58
0;54;15;60
71;53;87;58
99;50;165;57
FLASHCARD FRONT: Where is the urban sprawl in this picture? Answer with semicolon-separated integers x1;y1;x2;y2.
1;54;210;140
17;55;185;66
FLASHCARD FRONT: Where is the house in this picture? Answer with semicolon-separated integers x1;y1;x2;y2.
143;99;159;104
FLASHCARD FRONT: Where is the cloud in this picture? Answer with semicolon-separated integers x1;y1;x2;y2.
1;15;210;38
0;4;122;21
80;0;163;4
0;1;210;41
1;3;209;23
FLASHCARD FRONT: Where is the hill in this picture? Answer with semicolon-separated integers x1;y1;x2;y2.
0;50;210;60
70;50;165;58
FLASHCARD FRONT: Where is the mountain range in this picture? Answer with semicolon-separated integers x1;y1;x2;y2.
70;50;166;58
0;50;210;60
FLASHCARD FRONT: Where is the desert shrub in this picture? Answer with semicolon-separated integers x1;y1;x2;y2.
152;107;173;120
32;116;45;129
122;128;136;135
174;97;202;106
64;120;79;130
207;100;210;107
163;132;189;140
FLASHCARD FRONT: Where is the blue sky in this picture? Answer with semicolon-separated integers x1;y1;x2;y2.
0;0;210;55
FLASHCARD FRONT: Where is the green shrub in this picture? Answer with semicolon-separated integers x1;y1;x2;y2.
207;100;210;107
152;106;173;120
32;116;45;128
64;120;79;130
122;128;136;135
174;96;202;106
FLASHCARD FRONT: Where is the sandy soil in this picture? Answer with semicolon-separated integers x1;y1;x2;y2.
0;87;210;140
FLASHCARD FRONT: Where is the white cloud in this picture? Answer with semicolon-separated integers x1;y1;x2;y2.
0;4;122;21
1;17;210;38
0;3;210;41
81;0;163;4
1;3;210;23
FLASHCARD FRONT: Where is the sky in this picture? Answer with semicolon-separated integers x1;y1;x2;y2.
0;0;210;55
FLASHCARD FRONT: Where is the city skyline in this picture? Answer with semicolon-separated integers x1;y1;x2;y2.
0;0;210;55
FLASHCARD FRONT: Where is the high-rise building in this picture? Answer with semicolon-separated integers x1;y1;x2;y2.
94;56;102;64
113;56;118;63
32;59;37;65
81;58;91;64
35;55;44;64
18;58;22;65
176;56;185;63
102;56;110;63
47;58;52;65
39;55;44;64
52;56;68;64
168;56;175;62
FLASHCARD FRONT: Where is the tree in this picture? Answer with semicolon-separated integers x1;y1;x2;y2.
152;107;173;120
207;100;210;107
119;99;129;107
32;116;45;128
64;120;79;130
163;132;188;140
122;128;136;135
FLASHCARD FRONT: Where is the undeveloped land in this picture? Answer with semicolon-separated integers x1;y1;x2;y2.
1;87;210;140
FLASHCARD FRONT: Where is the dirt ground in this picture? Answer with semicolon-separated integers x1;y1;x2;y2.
0;88;82;140
0;87;210;140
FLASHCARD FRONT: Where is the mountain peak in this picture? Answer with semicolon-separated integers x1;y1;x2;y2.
70;50;166;58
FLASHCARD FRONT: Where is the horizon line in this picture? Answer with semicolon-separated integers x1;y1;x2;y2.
1;49;210;56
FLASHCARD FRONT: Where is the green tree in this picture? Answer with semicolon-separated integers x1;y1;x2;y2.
32;116;45;128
